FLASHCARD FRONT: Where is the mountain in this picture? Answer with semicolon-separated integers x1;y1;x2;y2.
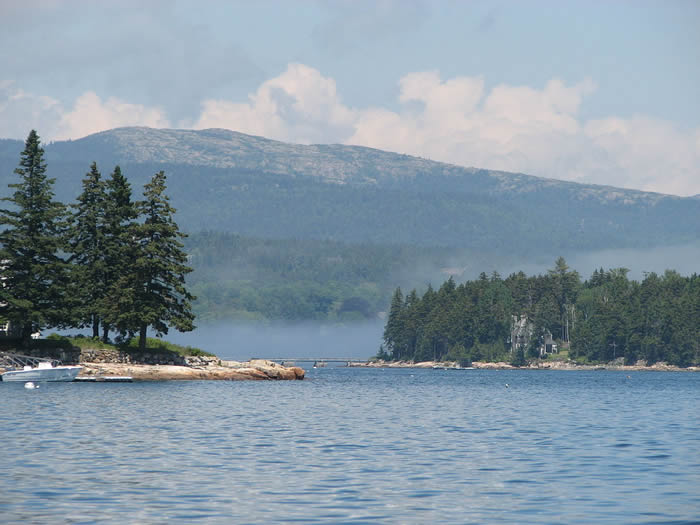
11;127;678;202
2;127;699;321
1;127;698;255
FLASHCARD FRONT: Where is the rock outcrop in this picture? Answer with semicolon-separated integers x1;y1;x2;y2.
78;359;304;381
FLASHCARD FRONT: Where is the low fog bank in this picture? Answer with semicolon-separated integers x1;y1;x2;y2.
497;243;700;282
166;320;385;362
398;242;700;289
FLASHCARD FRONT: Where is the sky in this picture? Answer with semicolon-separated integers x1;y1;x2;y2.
1;0;699;196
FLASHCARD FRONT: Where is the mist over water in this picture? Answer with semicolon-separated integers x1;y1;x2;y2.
166;320;385;361
444;242;700;283
562;242;700;280
56;243;700;359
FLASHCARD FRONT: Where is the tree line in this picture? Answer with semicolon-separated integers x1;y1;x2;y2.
0;130;195;350
380;257;700;367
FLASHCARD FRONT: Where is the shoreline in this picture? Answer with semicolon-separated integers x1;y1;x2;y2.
350;359;699;372
0;345;306;381
77;359;306;381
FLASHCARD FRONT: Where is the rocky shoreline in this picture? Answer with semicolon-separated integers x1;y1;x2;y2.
78;359;305;381
0;344;305;381
350;359;699;372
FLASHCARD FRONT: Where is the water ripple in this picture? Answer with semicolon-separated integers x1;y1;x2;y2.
0;369;698;523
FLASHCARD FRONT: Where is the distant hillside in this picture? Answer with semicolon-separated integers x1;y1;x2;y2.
1;127;698;255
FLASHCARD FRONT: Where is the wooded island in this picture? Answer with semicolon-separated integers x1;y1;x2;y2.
380;258;699;367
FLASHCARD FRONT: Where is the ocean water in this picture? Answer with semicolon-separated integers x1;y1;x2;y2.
1;368;698;524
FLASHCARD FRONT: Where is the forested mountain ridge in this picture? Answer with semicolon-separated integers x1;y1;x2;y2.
1;128;699;323
1;127;698;253
0;127;683;204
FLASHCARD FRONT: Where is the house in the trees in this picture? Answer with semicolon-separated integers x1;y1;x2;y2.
540;330;558;356
510;315;558;356
510;315;533;353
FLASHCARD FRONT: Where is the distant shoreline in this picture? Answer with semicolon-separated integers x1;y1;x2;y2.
350;360;700;372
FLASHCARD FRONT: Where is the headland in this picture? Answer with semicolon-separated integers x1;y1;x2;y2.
0;338;304;381
79;358;305;381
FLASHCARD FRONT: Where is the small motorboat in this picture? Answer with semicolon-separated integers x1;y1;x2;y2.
2;361;82;382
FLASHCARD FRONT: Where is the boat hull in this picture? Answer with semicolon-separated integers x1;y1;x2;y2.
2;366;82;382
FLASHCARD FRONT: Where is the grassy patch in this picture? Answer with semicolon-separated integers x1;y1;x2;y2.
48;334;214;357
544;349;569;361
50;334;116;350
124;337;214;357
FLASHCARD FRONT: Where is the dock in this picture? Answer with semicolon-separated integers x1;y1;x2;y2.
251;357;368;365
73;376;133;382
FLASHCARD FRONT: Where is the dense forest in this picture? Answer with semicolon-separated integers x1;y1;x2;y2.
0;131;194;349
381;258;700;367
3;129;699;333
3;128;699;326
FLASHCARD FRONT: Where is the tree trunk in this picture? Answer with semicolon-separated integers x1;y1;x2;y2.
102;324;109;344
21;322;34;347
92;315;99;339
139;323;147;351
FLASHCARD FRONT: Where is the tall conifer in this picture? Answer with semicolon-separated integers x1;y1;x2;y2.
69;162;108;338
100;165;137;342
383;287;404;359
0;130;68;342
107;171;195;349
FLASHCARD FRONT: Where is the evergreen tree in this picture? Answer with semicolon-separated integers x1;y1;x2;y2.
548;256;580;342
0;130;68;342
69;162;108;338
510;347;527;367
383;287;404;359
381;260;699;367
108;171;195;350
100;165;137;342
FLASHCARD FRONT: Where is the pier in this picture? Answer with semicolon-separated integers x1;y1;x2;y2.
252;357;368;366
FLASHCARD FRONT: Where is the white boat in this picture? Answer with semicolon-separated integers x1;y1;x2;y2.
2;361;82;382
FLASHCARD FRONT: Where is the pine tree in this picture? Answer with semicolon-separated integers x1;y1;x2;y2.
100;165;137;342
548;256;580;342
0;130;68;342
69;162;108;338
383;287;404;359
108;171;195;350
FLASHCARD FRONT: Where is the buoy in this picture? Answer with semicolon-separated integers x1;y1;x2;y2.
24;382;39;389
505;383;510;388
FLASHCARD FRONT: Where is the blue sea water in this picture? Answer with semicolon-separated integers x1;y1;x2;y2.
1;368;699;524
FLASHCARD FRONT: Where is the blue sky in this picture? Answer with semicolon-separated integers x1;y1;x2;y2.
1;0;698;195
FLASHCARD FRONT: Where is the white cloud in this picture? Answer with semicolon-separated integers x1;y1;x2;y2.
54;92;170;141
2;66;699;196
0;82;170;142
583;116;700;196
345;71;699;196
346;73;599;184
0;81;63;140
192;63;356;144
